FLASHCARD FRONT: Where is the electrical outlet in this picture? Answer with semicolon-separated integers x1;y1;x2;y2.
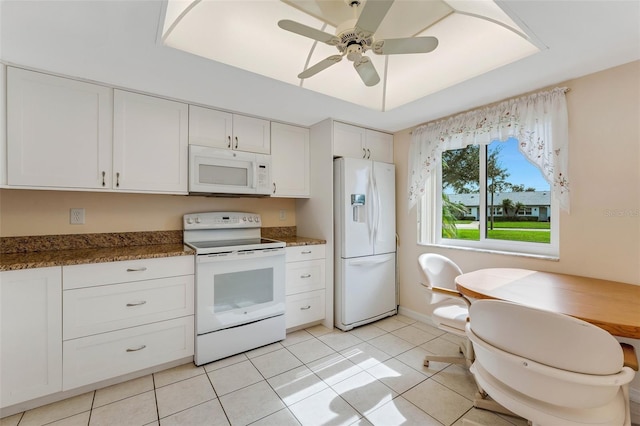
70;208;85;225
279;210;287;221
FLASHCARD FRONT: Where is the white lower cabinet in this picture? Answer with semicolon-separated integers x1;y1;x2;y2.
285;245;326;329
63;316;193;390
61;256;195;391
1;267;63;408
286;290;326;329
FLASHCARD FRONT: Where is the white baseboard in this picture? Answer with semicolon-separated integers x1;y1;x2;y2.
397;305;435;327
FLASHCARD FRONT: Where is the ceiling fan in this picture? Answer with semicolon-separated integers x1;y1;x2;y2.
278;0;439;87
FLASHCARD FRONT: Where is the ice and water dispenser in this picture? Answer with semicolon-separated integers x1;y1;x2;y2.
351;194;366;222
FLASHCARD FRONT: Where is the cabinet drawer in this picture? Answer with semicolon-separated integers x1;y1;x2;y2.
63;275;194;339
286;290;325;329
63;316;194;390
286;245;326;262
286;259;325;296
63;256;194;289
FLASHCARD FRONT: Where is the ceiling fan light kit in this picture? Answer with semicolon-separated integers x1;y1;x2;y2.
278;0;438;87
162;0;541;111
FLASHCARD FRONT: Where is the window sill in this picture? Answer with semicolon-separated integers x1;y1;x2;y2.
417;242;560;261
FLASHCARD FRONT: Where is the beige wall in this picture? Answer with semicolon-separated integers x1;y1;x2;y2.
395;60;640;318
0;189;296;236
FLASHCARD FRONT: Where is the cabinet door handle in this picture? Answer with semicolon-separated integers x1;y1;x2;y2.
362;148;366;158
126;345;146;352
227;136;232;148
101;171;106;187
300;305;311;310
234;136;239;149
301;250;312;255
116;172;120;188
126;301;147;307
367;149;371;159
126;267;147;272
300;274;311;279
273;182;277;194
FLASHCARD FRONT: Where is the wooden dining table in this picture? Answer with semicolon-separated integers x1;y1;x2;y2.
455;268;640;339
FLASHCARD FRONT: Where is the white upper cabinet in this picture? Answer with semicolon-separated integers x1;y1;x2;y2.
333;122;393;163
365;129;394;163
333;122;366;160
271;122;310;198
6;68;188;194
189;105;270;154
7;67;112;189
113;90;188;194
1;64;7;186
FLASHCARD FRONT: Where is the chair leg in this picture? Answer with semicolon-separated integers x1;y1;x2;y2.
473;391;520;417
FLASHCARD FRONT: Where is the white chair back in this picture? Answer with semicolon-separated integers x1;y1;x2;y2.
418;253;463;304
467;300;634;411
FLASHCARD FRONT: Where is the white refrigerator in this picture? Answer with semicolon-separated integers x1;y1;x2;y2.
334;157;397;331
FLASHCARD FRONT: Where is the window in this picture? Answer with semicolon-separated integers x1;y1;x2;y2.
410;87;569;258
424;138;559;257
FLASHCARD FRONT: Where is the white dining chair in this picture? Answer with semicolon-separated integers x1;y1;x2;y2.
466;299;638;426
417;253;473;367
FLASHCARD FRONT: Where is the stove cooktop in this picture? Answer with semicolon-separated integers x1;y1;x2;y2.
185;237;285;254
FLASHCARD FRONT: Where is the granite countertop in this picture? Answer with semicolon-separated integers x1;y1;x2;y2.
0;244;194;271
0;228;325;271
276;236;326;246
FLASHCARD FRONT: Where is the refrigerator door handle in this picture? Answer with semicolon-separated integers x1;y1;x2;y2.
370;166;380;247
348;257;394;266
367;167;374;246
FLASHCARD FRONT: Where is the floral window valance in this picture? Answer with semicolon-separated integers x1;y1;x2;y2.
407;87;570;212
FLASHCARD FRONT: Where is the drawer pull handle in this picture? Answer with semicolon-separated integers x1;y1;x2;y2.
126;301;147;307
126;267;147;272
301;250;312;254
126;345;146;352
300;274;311;279
300;305;311;310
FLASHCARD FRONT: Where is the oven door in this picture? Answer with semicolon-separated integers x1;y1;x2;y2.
195;248;285;334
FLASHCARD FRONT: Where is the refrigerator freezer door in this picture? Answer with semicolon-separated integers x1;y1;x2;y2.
335;158;374;258
372;162;396;255
338;253;396;327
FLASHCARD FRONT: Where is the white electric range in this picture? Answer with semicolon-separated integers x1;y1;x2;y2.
183;212;286;365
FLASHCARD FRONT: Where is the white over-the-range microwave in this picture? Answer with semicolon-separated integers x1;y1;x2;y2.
189;145;272;196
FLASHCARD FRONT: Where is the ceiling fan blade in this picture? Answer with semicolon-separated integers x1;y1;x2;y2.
298;55;343;79
372;36;439;55
278;19;340;45
355;0;394;36
353;56;380;87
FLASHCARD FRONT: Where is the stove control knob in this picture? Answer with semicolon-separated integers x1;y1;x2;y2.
242;216;247;222
254;216;260;223
195;217;201;224
186;218;193;224
248;217;253;222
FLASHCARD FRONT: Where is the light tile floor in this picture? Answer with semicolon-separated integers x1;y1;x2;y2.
1;315;533;426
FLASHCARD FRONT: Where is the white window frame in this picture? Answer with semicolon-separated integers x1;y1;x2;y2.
421;145;559;258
